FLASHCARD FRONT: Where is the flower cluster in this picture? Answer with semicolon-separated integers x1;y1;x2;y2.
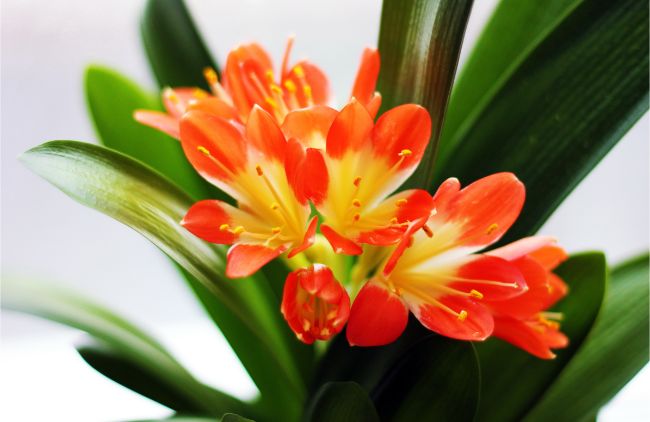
136;39;569;359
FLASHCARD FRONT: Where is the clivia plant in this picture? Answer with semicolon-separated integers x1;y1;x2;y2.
3;0;648;421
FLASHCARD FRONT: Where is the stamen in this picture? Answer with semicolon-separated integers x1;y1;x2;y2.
265;70;275;83
164;89;179;104
458;310;468;321
399;149;412;156
271;227;282;234
422;224;434;237
265;96;279;109
303;85;313;100
352;199;361;208
256;165;264;176
283;80;297;92
326;310;338;320
470;289;484;299
486;223;499;235
203;67;218;85
270;84;283;95
396;199;408;207
197;146;211;155
270;202;280;210
302;320;311;331
293;65;305;78
390;217;399;225
320;328;331;337
232;226;245;235
219;224;230;231
353;213;361;222
353;176;362;187
193;88;208;99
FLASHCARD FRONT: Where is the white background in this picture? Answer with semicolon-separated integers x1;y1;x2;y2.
1;0;648;420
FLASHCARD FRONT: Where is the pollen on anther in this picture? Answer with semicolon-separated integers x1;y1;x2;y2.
398;149;412;156
352;199;361;208
165;90;179;104
271;227;282;234
197;146;211;155
353;177;362;187
390;217;399;225
396;199;408;207
265;97;278;109
486;223;499;235
270;84;283;95
203;67;218;84
265;70;275;83
219;224;230;231
303;85;313;99
232;226;245;235
458;310;468;321
193;88;208;99
270;202;280;210
422;224;434;237
353;213;361;222
256;165;264;176
320;328;331;337
293;65;305;78
470;289;484;299
284;80;297;92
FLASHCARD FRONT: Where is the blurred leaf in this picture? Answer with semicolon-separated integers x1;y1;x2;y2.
141;0;217;89
476;252;607;421
523;254;650;421
85;65;222;201
221;414;255;422
303;382;379;422
77;338;253;417
371;337;479;421
377;0;474;189
1;278;245;417
435;0;649;243
21;141;305;419
440;0;581;154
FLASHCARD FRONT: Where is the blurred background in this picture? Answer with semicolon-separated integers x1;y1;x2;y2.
1;0;648;420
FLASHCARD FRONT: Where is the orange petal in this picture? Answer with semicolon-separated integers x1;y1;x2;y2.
163;87;199;117
284;60;330;106
371;104;431;170
226;244;285;278
365;93;382;119
321;224;362;255
406;294;494;341
433;172;525;249
383;216;429;275
281;106;337;149
529;244;569;271
181;200;238;244
350;48;380;107
246;105;287;161
285;140;329;205
492;316;564;359
288;216;318;258
325;100;373;159
223;43;274;117
187;97;240;121
487;236;557;262
134;110;180;139
347;280;409;346
179;111;248;185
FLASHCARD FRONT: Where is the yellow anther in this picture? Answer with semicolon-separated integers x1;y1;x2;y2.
203;67;218;84
232;226;245;235
219;224;230;231
283;80;297;92
270;84;283;95
458;310;468;321
326;310;338;320
303;85;313;99
256;165;264;176
197;146;211;155
353;213;361;222
470;289;484;299
265;96;278;109
422;224;434;237
296;332;304;341
320;328;331;337
396;199;408;207
271;227;282;234
486;223;499;235
302;320;311;331
353;176;362;187
390;217;399;225
293;65;305;78
165;90;179;104
265;70;275;83
352;199;361;208
270;202;280;210
399;149;412;156
192;88;208;99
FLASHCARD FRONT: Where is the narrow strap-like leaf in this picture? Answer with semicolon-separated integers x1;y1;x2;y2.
376;0;474;189
303;382;379;422
141;0;218;89
435;0;649;243
522;254;650;421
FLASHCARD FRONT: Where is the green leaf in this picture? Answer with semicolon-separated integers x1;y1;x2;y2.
1;278;246;417
440;0;581;154
371;336;479;421
222;414;255;422
141;0;218;89
20;141;305;419
435;0;649;242
84;65;220;201
303;382;379;422
476;252;607;421
376;0;474;189
523;254;650;421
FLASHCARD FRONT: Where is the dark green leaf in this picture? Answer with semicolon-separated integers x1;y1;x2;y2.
141;0;217;89
371;336;479;422
476;252;607;421
1;278;244;417
440;0;581;155
523;254;650;421
77;339;251;417
303;382;379;422
20;141;305;419
377;0;474;189
222;413;255;422
85;65;221;201
435;0;649;243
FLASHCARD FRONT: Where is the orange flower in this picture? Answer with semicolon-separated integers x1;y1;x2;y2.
281;264;350;344
134;38;381;137
347;173;528;346
485;236;569;359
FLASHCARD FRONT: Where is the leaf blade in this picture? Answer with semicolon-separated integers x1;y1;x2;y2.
303;382;379;422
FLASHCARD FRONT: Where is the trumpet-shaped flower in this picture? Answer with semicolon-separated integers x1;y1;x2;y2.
283;100;434;255
347;173;528;346
281;264;350;344
485;236;569;358
135;39;380;138
180;106;317;278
